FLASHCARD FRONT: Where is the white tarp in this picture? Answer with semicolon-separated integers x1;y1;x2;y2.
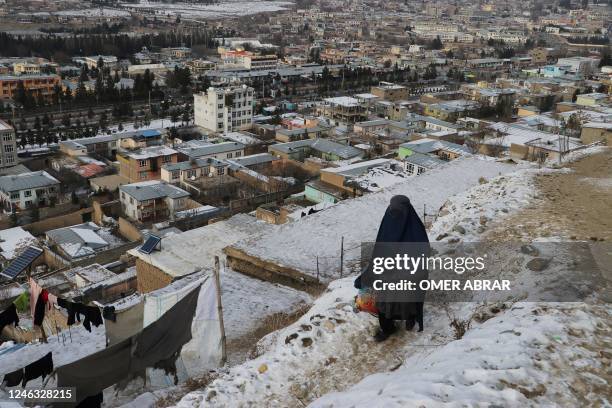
143;271;223;375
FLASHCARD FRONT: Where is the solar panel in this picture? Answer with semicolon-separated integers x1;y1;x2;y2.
0;246;43;280
139;235;161;254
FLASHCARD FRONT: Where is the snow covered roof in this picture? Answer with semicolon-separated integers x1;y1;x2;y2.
582;122;612;130
403;152;446;168
400;138;470;155
270;139;363;159
128;214;270;278
324;96;361;107
120;180;190;202
486;122;563;147
0;227;37;260
123;145;177;160
322;158;391;176
46;222;111;259
177;141;245;158
0;171;59;193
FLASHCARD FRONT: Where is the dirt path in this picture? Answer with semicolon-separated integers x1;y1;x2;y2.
486;149;612;242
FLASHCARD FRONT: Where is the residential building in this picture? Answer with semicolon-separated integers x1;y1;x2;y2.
176;140;245;161
556;57;600;76
13;62;41;75
305;159;411;203
580;122;612;145
161;157;229;184
275;126;332;142
194;85;254;133
0;74;60;101
117;146;179;183
575;93;609;107
244;54;278;70
402;152;446;176
269;138;363;162
186;59;216;75
46;222;116;260
0;119;17;168
119;180;190;222
84;55;118;70
127;63;169;77
398;138;470;161
371;82;409;101
160;47;192;59
0;226;37;264
0;170;60;211
318;96;367;125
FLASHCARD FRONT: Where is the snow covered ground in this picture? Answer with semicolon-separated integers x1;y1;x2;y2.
231;156;527;281
120;0;294;19
312;302;609;407
18;8;131;18
172;150;610;408
221;268;312;342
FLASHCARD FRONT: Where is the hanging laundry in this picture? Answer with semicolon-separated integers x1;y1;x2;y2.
2;368;23;387
33;289;48;327
102;306;116;322
56;298;103;332
0;303;19;334
57;286;201;405
47;292;58;308
29;278;43;319
22;352;53;387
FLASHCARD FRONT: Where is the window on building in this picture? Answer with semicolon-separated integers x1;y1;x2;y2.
10;192;19;200
24;190;32;197
162;155;172;163
2;134;12;142
4;145;14;153
218;104;224;109
140;171;148;180
139;159;147;167
417;167;425;175
5;155;13;164
172;170;180;179
217;167;225;175
130;197;134;204
226;153;232;158
218;113;223;118
235;151;241;157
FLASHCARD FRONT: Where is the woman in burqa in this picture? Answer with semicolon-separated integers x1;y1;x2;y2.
355;195;430;342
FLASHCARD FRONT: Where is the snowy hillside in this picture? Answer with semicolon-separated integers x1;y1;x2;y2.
173;151;610;408
231;156;526;281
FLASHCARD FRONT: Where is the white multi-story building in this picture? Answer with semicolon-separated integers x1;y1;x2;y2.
194;85;254;133
0;119;17;168
119;180;190;222
0;171;60;211
556;57;600;76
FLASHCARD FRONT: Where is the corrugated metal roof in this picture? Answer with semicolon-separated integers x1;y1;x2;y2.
120;180;190;202
0;171;59;193
177;141;244;158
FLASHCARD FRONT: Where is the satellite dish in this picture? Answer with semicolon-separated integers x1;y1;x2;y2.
208;173;214;177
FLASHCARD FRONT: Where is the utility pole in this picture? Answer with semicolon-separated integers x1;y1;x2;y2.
214;256;227;365
340;236;344;278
